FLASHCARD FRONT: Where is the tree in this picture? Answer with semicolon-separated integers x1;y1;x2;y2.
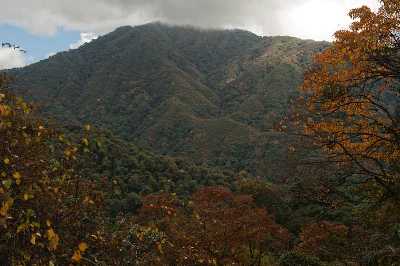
299;0;400;204
0;74;105;265
278;251;323;266
291;1;400;261
296;221;349;262
137;187;290;265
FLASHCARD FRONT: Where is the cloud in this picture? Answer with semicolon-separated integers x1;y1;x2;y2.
46;52;56;58
284;0;380;40
0;48;26;70
70;32;98;49
0;0;380;40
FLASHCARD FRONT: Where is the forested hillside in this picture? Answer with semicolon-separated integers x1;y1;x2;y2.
7;23;328;178
2;0;400;265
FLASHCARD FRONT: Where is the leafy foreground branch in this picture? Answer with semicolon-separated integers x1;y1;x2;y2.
0;74;106;264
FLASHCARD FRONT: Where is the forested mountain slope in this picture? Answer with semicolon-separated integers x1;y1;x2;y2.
7;23;329;177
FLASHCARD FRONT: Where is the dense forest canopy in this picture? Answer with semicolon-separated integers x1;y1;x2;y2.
1;0;400;265
7;23;328;180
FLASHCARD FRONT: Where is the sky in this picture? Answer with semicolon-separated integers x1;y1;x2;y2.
0;0;380;70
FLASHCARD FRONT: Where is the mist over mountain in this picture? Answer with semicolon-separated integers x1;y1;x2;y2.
7;22;329;178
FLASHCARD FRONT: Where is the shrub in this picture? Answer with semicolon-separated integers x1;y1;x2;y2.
279;251;324;266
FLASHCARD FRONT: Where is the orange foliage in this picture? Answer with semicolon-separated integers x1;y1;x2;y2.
138;187;290;265
296;221;349;262
300;0;400;198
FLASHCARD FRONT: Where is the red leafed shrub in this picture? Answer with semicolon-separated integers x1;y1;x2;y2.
297;221;349;262
137;186;290;265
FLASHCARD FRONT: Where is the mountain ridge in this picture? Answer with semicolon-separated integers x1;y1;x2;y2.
7;22;329;177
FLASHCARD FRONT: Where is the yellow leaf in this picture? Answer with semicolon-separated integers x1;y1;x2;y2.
47;228;56;239
82;138;89;146
0;104;10;116
83;196;95;205
3;158;10;165
23;194;29;201
17;223;28;233
78;242;88;252
30;234;36;245
0;178;9;189
64;149;71;157
46;220;51;227
12;172;21;180
47;228;59;251
71;250;82;262
84;124;91;131
0;198;13;216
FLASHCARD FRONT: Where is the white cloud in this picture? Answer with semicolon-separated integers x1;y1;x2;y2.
0;0;380;41
285;0;381;40
46;52;56;58
69;32;99;49
0;48;26;70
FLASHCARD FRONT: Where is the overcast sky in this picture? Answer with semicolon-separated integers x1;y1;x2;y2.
0;0;380;70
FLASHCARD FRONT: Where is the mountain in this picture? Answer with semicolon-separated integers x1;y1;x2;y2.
7;22;329;178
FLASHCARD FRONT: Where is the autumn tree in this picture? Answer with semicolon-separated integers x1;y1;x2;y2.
297;0;400;208
296;221;350;262
137;187;290;266
288;1;400;261
0;74;106;265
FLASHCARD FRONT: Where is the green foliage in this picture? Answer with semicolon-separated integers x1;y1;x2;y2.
279;251;324;266
362;248;400;266
74;129;239;215
6;23;328;179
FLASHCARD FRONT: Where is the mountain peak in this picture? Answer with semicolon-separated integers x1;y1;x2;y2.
8;25;328;176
